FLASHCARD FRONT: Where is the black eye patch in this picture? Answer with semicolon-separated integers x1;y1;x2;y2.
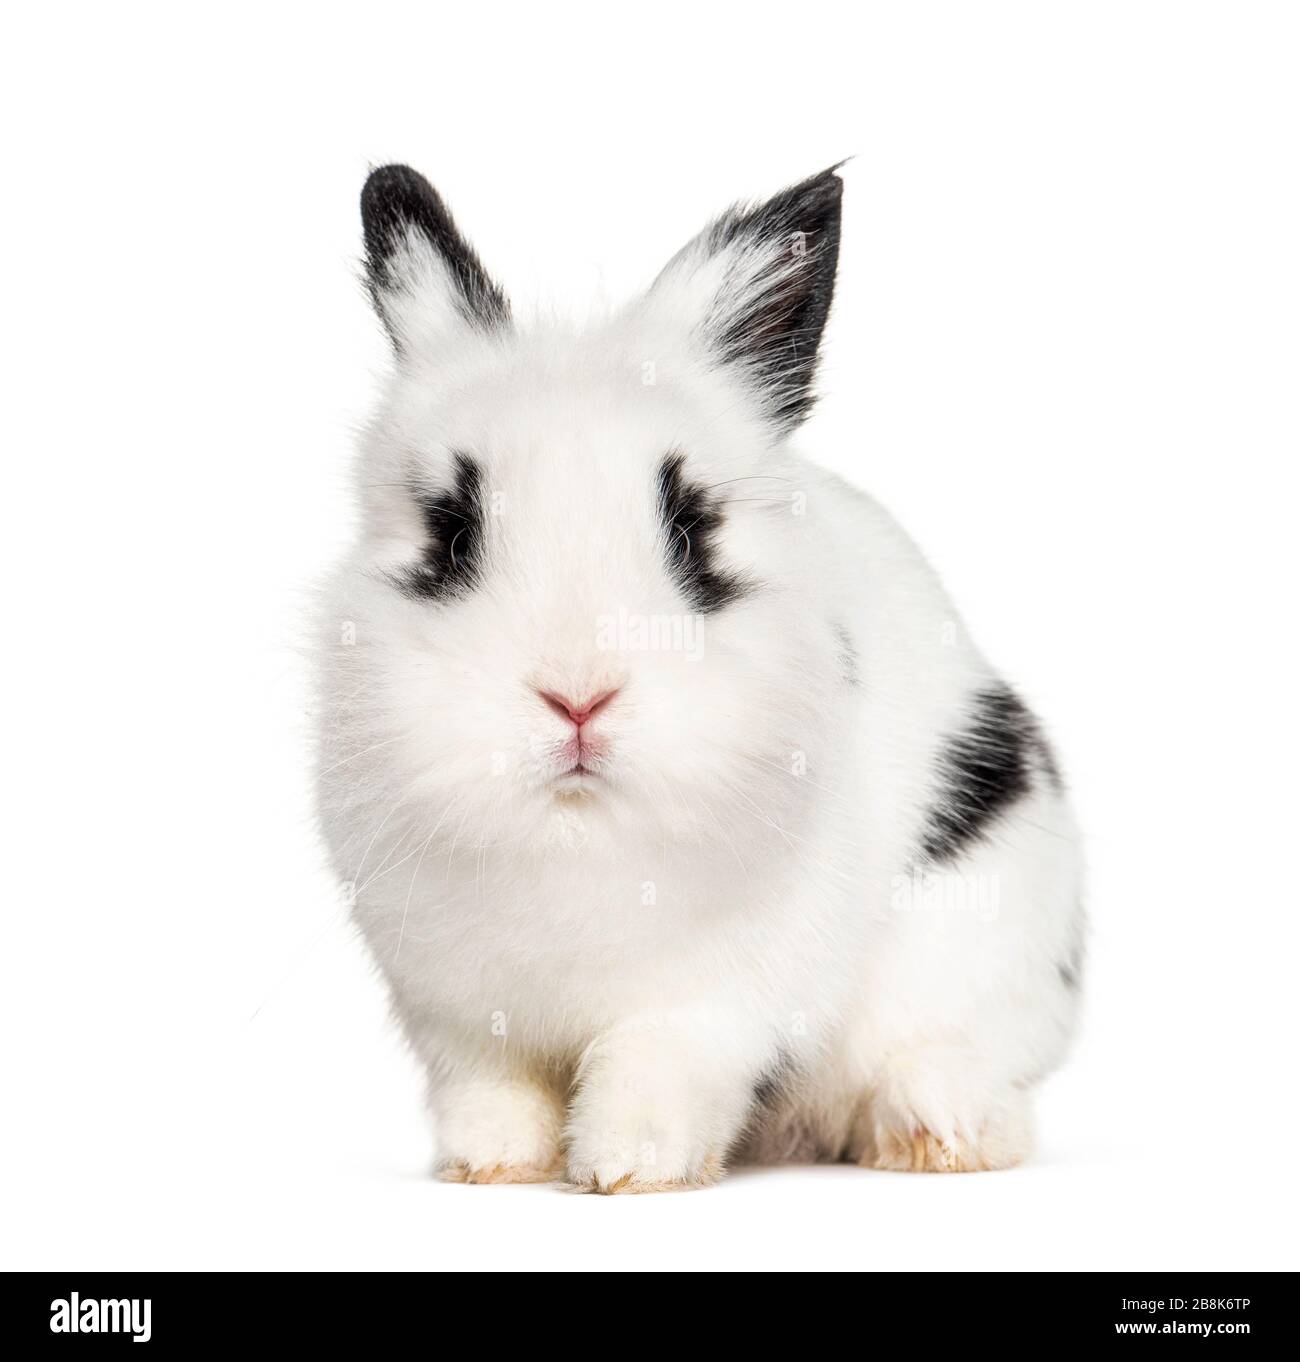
393;452;485;601
656;452;751;613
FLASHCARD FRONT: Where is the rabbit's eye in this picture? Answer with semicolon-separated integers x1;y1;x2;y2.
393;452;485;601
656;452;751;614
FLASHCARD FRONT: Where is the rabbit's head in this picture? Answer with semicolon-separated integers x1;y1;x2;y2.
319;165;851;858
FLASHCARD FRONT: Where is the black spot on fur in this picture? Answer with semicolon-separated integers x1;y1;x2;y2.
394;453;486;601
361;164;510;346
692;166;843;432
750;1050;798;1120
731;1051;828;1164
920;685;1056;865
656;453;752;613
752;1068;785;1113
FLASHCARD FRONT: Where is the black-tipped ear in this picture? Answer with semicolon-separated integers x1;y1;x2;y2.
361;165;510;351
651;165;844;433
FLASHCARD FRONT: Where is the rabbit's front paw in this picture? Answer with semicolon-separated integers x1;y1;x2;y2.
564;1017;759;1192
564;1069;743;1193
563;1109;726;1194
433;1076;565;1185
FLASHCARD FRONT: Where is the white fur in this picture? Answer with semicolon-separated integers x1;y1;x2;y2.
313;177;1083;1190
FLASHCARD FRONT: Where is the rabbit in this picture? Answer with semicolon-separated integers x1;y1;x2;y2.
313;162;1084;1192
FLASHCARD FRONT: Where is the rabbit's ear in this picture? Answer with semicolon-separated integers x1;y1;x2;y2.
648;166;844;434
361;165;511;355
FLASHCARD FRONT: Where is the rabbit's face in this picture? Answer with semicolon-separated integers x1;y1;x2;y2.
321;166;846;854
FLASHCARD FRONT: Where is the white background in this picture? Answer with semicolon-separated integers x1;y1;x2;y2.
3;1;1297;1272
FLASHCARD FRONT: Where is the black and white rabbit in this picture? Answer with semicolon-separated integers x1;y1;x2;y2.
314;164;1083;1190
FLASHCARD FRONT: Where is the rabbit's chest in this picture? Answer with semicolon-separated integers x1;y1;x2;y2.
363;849;803;1030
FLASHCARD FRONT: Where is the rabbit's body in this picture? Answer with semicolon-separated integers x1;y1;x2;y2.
315;165;1083;1190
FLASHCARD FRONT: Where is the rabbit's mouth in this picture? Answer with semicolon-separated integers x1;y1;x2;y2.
551;765;605;802
556;762;601;782
554;732;610;777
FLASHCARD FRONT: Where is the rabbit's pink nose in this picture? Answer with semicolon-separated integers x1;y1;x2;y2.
538;689;620;728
